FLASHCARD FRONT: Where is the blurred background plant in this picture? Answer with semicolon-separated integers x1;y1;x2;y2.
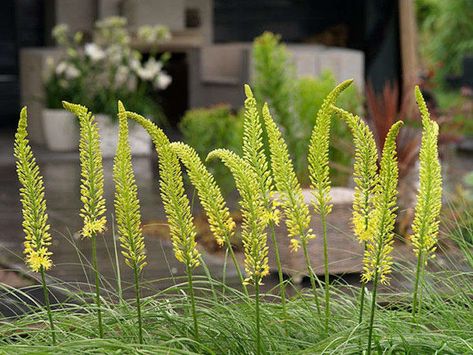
416;0;473;84
43;17;171;122
252;32;362;186
179;105;243;195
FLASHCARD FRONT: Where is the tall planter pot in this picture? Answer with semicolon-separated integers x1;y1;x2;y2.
42;108;79;152
96;114;152;158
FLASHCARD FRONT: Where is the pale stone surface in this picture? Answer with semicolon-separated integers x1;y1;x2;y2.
269;188;363;282
122;0;185;31
20;48;63;145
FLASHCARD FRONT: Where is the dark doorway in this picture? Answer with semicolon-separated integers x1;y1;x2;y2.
0;0;45;128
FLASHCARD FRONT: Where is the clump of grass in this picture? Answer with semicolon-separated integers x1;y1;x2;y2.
5;81;457;354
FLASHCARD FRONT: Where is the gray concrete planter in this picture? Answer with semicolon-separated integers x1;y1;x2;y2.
42;108;79;152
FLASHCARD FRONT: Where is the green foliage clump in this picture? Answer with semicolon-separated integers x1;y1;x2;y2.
179;105;242;194
416;0;473;81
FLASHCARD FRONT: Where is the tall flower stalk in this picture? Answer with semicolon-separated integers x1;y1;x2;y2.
113;101;147;343
125;111;201;340
308;79;353;333
170;142;245;294
411;87;442;322
363;121;403;355
14;107;56;345
332;106;379;326
242;85;284;310
207;149;268;355
261;103;321;316
63;101;107;338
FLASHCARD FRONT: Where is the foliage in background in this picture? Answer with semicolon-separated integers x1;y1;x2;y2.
416;0;473;82
252;32;363;186
45;17;171;121
179;105;243;195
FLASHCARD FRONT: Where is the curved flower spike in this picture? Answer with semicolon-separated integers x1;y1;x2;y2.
14;107;53;272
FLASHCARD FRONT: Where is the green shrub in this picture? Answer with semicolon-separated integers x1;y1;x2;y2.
416;0;473;82
179;105;243;194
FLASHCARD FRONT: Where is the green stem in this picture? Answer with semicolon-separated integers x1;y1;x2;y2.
358;242;367;325
91;235;104;338
412;251;425;323
186;264;199;341
255;279;262;355
366;268;379;355
358;281;366;324
198;255;218;302
301;239;321;316
40;266;56;345
111;222;123;303
269;222;286;319
133;266;143;344
321;212;330;334
222;247;228;299
226;238;248;296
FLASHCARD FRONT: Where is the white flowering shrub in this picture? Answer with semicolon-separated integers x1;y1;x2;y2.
44;17;172;121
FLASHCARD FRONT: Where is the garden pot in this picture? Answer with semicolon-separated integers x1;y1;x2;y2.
96;114;152;158
42;108;79;152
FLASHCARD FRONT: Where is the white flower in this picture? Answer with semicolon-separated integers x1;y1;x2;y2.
84;43;106;62
135;58;162;81
56;61;68;75
154;72;172;90
128;75;137;91
64;65;80;79
56;61;80;79
107;44;123;64
130;58;141;72
115;65;130;87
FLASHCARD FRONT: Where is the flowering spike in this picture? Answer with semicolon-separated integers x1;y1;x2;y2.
207;149;268;285
262;103;313;251
14;107;53;272
63;101;107;238
243;84;279;225
333;106;379;242
170;142;235;247
411;87;442;261
113;101;147;271
362;121;403;285
308;79;353;216
126;111;200;269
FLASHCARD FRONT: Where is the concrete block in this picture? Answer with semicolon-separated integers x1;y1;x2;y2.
269;187;363;280
19;48;63;145
122;0;185;31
